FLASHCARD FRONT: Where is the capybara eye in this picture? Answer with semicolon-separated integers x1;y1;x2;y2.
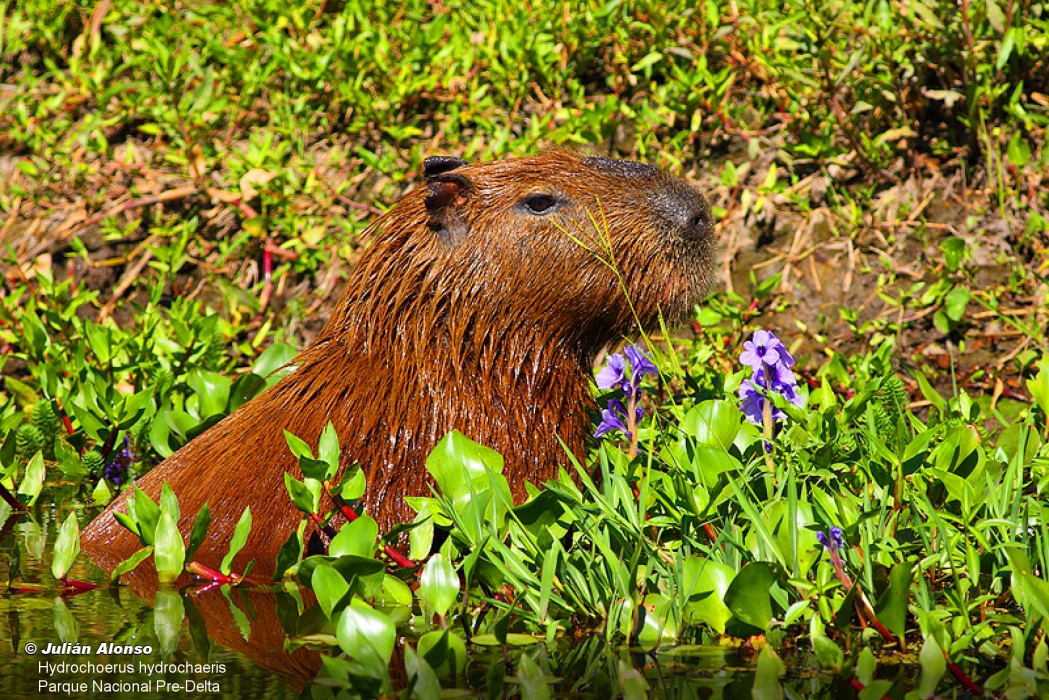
520;193;561;215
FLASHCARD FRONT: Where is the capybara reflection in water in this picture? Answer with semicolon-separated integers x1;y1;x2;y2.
82;151;717;576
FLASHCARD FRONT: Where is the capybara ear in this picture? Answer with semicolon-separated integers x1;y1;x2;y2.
424;169;473;243
423;155;467;177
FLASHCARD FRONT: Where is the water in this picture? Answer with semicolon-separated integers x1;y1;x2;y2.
0;487;299;699
1;486;865;699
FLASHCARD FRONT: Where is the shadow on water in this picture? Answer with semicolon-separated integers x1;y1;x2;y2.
2;486;877;699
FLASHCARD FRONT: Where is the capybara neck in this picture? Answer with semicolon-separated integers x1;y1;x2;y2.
82;150;716;576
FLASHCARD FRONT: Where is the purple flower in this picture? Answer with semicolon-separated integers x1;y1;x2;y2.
595;352;627;391
104;435;136;485
740;381;786;424
594;345;657;440
595;399;631;438
817;526;846;554
624;345;657;378
740;330;782;370
737;330;802;425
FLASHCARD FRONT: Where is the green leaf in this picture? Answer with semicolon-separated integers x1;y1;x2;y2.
185;504;211;562
986;0;1006;31
274;522;304;581
918;633;946;698
723;562;777;634
16;451;45;505
874;560;914;638
317;421;341;473
229;373;266;412
284;472;319;514
131;487;161;546
51;512;80;581
1004;546;1049;618
53;596;78;643
810;615;843;671
681;557;734;633
113;511;141;540
220;507;252;576
404;645;441;700
154;510;186;582
913;370;946;413
996;25;1017;69
752;645;785;700
91;478;111;506
159;482;180;522
252;342;297;384
329;515;378;559
943;287;970;322
1006;130;1030;167
418;553;459;619
312;562;351;619
187;369;230;418
54;440;86;477
283;430;315;461
426;430;506;499
153;587;185;657
418;629;468;678
684;400;742;450
856;646;877;686
183;595;211;661
1026;358;1049;416
516;653;552;700
335;600;396;674
297;554;385;597
939;237;966;272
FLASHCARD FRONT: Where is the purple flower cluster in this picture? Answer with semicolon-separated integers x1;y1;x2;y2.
104;435;136;486
738;330;803;425
817;526;845;555
817;526;853;588
594;345;658;439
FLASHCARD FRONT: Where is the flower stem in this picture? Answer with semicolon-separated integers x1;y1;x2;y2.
761;362;776;474
627;390;639;459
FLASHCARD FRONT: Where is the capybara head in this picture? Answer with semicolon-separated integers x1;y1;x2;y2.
321;150;715;365
82;150;717;577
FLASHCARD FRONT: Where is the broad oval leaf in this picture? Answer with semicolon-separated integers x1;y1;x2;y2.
724;562;778;634
329;514;378;559
418;553;459;619
335;599;396;668
684;400;742;451
154;510;186;582
50;512;80;581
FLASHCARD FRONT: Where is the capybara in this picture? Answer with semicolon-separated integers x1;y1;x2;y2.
82;150;716;576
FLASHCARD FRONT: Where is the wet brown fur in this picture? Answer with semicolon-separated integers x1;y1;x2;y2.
82;150;716;577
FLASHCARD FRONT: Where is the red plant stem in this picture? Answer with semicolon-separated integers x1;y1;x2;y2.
0;482;27;511
702;523;718;542
309;512;338;539
330;495;416;569
263;242;297;260
59;577;102;592
830;549;898;646
56;401;75;435
848;676;891;700
262;242;273;284
947;661;982;694
186;561;248;585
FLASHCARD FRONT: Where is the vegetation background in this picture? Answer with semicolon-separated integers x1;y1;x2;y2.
1;0;1048;697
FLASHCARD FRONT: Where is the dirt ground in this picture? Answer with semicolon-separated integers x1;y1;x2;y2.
2;141;1048;406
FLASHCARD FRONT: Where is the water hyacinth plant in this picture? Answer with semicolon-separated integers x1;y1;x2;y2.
738;330;803;426
594;344;658;453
